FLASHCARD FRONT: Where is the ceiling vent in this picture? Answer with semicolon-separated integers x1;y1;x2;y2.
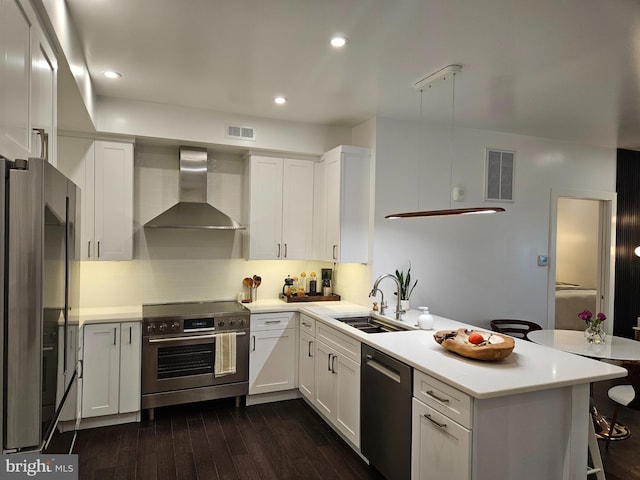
225;123;256;141
485;148;515;201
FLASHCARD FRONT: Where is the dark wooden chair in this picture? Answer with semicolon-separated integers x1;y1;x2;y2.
606;361;640;448
490;319;542;341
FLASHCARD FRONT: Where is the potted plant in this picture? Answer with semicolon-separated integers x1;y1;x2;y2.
395;265;418;311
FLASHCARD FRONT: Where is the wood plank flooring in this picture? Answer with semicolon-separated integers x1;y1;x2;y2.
73;398;382;480
72;381;640;480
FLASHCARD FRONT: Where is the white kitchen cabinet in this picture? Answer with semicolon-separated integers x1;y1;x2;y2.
318;145;370;263
246;155;314;260
0;0;57;163
57;136;134;260
30;24;57;165
314;323;361;447
411;370;472;480
412;397;471;480
249;312;297;395
81;321;141;419
118;322;142;413
298;314;316;401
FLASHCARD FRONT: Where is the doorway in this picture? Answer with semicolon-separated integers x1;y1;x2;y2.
548;190;616;333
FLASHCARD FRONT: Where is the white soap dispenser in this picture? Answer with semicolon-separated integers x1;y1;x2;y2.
418;307;434;330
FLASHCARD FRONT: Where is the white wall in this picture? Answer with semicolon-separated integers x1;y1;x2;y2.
368;117;616;328
556;198;599;288
96;97;351;156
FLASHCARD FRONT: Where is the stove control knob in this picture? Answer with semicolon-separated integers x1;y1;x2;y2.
240;318;246;326
146;324;156;334
229;319;235;327
159;322;168;332
171;321;180;331
218;320;225;328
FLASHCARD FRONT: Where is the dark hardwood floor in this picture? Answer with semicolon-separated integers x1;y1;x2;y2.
72;381;640;480
73;398;382;480
593;377;640;480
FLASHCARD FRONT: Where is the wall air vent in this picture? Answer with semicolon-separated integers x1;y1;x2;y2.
485;148;515;202
225;124;256;141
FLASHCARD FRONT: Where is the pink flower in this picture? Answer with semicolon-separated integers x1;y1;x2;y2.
596;312;607;322
578;310;592;321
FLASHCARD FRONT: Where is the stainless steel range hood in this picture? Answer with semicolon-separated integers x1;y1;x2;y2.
144;147;245;230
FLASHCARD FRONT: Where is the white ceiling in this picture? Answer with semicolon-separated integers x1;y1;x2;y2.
63;0;640;149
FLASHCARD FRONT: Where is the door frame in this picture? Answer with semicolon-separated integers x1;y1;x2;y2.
548;188;617;334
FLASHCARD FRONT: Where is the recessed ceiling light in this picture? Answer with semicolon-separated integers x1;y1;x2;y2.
330;36;348;48
103;71;122;79
274;96;287;105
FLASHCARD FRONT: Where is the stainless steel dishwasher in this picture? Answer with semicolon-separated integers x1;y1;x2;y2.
361;344;413;480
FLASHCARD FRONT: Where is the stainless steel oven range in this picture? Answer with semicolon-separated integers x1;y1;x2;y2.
141;301;249;416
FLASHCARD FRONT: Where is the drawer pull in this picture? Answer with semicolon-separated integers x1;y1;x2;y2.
424;414;447;429
426;390;450;404
301;321;311;327
265;320;282;324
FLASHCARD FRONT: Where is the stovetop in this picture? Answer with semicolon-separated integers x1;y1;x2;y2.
142;300;248;320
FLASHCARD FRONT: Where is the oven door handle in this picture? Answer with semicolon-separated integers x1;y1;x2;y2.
148;332;246;343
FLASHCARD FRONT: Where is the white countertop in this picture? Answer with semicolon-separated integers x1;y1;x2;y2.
78;305;142;324
78;298;627;399
295;307;627;400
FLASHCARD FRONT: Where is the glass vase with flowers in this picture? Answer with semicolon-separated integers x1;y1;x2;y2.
578;310;606;344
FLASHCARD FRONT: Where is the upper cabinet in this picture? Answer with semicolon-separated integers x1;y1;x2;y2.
0;0;57;164
58;136;134;261
245;155;314;260
317;146;371;264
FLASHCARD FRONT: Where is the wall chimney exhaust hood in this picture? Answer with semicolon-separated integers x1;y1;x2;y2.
144;147;245;230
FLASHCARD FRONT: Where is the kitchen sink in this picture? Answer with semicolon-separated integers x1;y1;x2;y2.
334;315;411;334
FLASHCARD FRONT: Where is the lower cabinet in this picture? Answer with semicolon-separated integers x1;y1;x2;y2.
314;324;361;448
249;312;297;395
298;329;315;400
81;321;141;419
411;370;472;480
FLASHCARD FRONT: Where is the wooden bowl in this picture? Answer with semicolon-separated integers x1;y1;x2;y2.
433;328;515;361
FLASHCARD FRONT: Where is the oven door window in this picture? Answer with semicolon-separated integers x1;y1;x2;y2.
158;343;214;379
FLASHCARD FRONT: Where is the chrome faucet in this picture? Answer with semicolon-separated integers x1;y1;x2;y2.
369;274;402;319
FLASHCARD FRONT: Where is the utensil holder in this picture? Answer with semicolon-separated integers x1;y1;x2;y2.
250;287;257;302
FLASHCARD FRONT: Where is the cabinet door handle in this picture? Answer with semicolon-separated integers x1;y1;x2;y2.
426;390;450;404
97;241;101;258
308;340;313;357
331;355;337;374
32;128;48;161
129;326;132;344
251;335;256;351
88;241;91;258
284;243;288;258
277;243;281;258
113;328;117;345
327;353;333;371
424;414;447;429
332;244;337;260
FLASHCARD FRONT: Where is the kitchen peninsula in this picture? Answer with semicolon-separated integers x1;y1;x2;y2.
247;299;626;480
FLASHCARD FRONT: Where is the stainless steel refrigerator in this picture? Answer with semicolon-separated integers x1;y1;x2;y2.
0;156;80;453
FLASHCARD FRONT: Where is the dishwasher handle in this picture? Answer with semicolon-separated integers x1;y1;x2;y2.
365;354;401;383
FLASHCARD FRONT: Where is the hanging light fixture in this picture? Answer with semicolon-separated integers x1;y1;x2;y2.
385;65;505;219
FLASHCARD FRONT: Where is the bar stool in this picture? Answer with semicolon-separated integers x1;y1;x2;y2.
490;319;542;341
605;361;640;448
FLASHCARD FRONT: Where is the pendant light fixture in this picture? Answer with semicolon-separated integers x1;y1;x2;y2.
385;65;505;219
